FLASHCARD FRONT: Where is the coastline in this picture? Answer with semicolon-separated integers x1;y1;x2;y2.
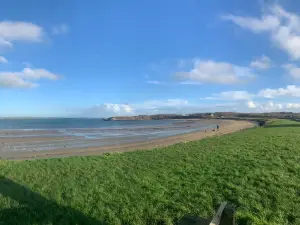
1;119;256;160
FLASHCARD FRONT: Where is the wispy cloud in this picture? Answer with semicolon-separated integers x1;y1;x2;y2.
223;4;300;60
0;68;60;89
0;56;8;64
52;23;69;35
0;38;12;48
0;74;38;88
282;64;300;79
205;91;254;100
205;85;300;101
146;80;165;85
22;62;32;68
250;55;272;69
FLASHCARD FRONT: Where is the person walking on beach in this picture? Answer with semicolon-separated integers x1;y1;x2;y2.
217;124;219;130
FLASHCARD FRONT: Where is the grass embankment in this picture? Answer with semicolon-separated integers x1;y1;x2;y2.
1;120;300;225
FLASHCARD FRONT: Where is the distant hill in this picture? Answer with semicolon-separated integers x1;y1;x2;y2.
103;112;298;121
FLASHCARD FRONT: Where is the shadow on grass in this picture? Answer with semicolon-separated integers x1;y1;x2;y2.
0;176;105;225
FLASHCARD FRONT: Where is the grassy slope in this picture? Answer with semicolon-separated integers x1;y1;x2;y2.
1;120;300;225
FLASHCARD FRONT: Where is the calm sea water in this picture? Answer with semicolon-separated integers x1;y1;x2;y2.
0;118;176;130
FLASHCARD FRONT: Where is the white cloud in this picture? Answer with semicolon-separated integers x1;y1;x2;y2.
83;99;300;117
0;74;38;88
21;68;59;80
83;98;300;117
246;101;283;111
102;104;133;113
82;104;134;117
82;99;191;117
286;103;300;109
179;81;203;85
282;64;300;79
258;85;300;98
52;24;69;35
0;21;44;49
0;21;44;43
175;60;254;84
134;99;238;115
245;100;300;112
220;91;252;100
0;38;12;48
204;85;300;102
146;80;162;84
260;101;283;111
247;100;257;109
0;56;8;64
0;68;60;89
250;55;272;69
222;14;280;33
207;91;253;100
0;21;62;89
224;5;300;60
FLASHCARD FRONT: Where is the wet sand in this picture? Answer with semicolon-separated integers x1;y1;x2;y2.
0;120;255;160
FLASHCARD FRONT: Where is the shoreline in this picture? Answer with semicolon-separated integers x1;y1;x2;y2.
1;120;256;160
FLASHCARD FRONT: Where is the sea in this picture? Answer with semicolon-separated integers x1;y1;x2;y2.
0;118;182;130
0;118;217;154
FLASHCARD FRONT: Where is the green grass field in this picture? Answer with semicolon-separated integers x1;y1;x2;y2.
1;119;300;225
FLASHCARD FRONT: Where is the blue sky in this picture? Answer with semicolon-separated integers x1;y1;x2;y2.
1;0;300;117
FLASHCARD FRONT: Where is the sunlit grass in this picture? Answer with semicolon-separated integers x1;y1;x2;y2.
1;119;300;224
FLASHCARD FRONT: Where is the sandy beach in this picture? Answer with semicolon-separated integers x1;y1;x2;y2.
0;119;255;160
